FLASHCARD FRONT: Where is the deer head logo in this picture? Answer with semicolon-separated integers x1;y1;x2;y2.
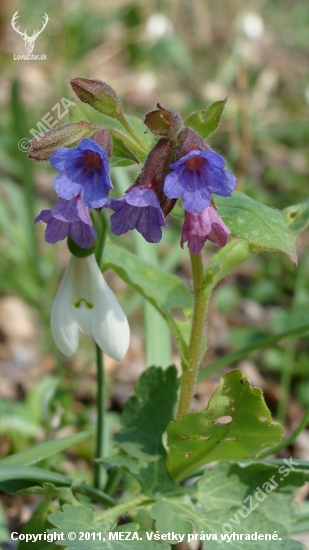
11;11;49;54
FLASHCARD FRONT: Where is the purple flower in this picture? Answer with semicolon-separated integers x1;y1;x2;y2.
164;149;236;213
50;138;113;208
35;196;97;248
107;186;167;243
180;206;230;254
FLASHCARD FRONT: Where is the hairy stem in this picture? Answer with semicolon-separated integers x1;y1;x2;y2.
97;494;155;522
176;253;210;418
116;113;148;153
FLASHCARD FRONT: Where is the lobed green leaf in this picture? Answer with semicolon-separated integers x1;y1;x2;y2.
166;370;283;481
48;504;169;550
114;366;179;461
151;461;307;549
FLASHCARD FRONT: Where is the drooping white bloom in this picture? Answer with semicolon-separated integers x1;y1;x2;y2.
51;254;130;360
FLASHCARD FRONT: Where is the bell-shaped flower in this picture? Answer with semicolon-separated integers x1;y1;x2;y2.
51;254;130;360
107;185;167;243
50;138;113;209
164;149;236;213
181;206;231;254
35;196;97;248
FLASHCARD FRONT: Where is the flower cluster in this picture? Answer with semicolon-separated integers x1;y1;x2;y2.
164;148;236;253
35;138;113;248
34;102;236;358
36;129;235;255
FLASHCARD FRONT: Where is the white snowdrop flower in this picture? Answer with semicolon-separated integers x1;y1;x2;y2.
145;13;174;40
51;254;130;360
241;12;264;41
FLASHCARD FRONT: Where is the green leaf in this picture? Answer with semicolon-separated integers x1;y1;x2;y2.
183;98;227;138
101;454;147;475
215;192;298;263
102;242;193;358
197;461;309;529
166;370;283;481
48;504;169;550
114;366;179;460
18;482;80;505
151;461;306;549
0;465;115;506
110;135;139;166
151;495;292;549
205;239;259;290
283;199;309;233
0;465;72;485
0;432;91;466
126;114;154;150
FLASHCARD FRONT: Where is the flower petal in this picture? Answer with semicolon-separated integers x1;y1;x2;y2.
74;305;94;337
50;257;79;355
86;255;130;360
108;187;167;243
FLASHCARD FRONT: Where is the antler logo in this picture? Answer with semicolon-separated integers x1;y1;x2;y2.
11;11;49;54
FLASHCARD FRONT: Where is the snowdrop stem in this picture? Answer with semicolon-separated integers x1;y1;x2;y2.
176;253;211;418
94;343;105;490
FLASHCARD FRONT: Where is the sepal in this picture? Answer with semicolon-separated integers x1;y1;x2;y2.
26;122;99;161
67;235;96;258
90;129;113;160
70;77;122;118
128;138;176;216
175;127;204;160
144;103;182;137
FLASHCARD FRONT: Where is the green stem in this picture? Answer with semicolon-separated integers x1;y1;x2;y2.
94;344;105;490
96;494;155;522
104;469;122;496
77;484;116;507
258;407;309;459
116;113;148;153
176;253;210;418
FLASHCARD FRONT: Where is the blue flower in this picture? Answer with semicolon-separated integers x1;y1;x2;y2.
107;186;167;243
50;138;113;208
164;149;236;213
35;196;97;248
180;206;230;254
